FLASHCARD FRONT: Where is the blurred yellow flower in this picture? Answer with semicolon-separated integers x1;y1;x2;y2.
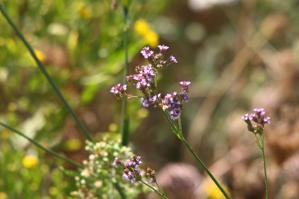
34;49;46;63
22;155;39;169
134;19;151;36
144;31;159;47
204;180;229;199
0;129;10;140
63;138;82;151
0;192;7;199
79;5;92;19
134;19;159;47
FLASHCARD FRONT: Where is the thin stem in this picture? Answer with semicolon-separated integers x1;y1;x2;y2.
120;5;130;146
0;4;94;142
141;180;168;199
164;114;230;199
257;134;270;199
181;137;230;199
0;122;81;168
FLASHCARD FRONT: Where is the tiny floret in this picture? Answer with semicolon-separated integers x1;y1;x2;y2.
158;44;169;52
169;55;178;64
179;81;191;92
141;46;154;59
110;83;127;97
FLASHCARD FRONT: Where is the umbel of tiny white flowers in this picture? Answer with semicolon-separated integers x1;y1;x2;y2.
241;108;271;134
110;45;191;120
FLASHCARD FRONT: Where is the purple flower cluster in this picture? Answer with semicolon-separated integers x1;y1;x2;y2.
140;45;178;67
127;64;156;91
113;155;157;185
110;83;127;98
242;108;271;133
141;46;154;59
122;156;142;183
113;156;142;183
141;93;161;108
162;93;188;120
139;81;191;120
111;45;191;120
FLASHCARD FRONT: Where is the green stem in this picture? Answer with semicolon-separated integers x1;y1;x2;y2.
0;122;81;168
121;5;130;146
166;115;230;199
141;180;168;199
257;134;270;199
181;137;230;199
0;4;94;142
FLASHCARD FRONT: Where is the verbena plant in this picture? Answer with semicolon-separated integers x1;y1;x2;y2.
0;1;272;198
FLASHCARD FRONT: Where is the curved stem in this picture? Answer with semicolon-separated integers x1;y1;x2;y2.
0;4;94;142
141;180;168;199
181;137;230;199
165;115;230;199
0;122;81;168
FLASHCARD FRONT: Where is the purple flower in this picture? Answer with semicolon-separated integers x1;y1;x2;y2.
122;156;143;183
169;108;181;120
141;97;150;107
161;92;184;120
110;83;127;97
158;44;169;52
242;108;271;133
127;64;156;91
139;64;155;81
141;46;154;59
141;94;161;108
179;92;189;102
123;169;136;183
179;81;191;92
169;55;178;64
241;113;253;122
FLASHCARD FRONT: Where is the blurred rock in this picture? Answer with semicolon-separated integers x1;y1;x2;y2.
229;161;264;199
147;163;202;199
188;0;238;11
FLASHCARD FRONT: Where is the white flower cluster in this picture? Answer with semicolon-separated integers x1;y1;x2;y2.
70;138;142;199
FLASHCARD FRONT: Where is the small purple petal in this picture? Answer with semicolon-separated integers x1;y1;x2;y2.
169;55;178;64
158;44;169;52
141;46;154;59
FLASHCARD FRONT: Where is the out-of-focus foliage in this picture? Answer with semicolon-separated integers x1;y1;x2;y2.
0;0;169;197
0;133;69;199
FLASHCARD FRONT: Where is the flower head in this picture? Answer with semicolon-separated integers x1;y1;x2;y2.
180;81;191;92
22;154;39;169
134;19;159;47
242;108;271;133
141;46;154;59
127;64;156;91
110;83;127;98
116;156;143;184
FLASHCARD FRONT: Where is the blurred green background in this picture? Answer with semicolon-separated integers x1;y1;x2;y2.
1;0;299;198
